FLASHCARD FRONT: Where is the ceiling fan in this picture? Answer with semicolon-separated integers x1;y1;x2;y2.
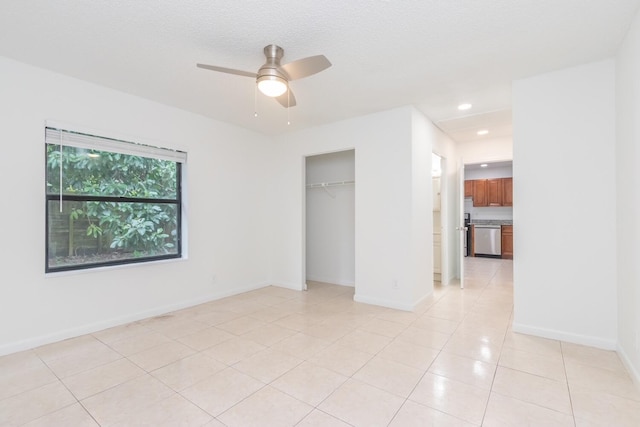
197;44;331;108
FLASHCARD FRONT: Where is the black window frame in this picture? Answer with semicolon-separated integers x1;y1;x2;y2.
45;128;184;273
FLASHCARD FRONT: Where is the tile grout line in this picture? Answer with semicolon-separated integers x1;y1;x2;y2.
34;349;103;426
560;341;578;427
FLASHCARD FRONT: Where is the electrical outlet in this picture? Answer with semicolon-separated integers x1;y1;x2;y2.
211;274;217;284
392;280;399;289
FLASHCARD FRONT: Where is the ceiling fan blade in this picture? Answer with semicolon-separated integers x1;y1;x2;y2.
280;55;331;80
275;89;297;108
196;63;257;78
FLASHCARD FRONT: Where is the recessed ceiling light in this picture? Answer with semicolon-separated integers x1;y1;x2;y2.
480;164;488;168
477;129;489;135
458;103;472;111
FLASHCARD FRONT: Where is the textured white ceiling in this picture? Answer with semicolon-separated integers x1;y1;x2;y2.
0;0;638;139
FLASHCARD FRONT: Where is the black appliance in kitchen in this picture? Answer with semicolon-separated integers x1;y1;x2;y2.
464;213;471;257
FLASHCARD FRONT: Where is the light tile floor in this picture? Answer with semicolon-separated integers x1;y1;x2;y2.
1;257;640;426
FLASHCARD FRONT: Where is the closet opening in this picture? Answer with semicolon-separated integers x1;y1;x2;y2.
304;149;355;291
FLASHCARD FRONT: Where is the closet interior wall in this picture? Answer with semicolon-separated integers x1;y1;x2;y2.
305;150;355;287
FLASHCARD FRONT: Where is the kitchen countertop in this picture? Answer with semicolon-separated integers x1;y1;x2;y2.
470;220;513;226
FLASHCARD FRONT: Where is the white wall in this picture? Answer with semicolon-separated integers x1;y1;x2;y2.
512;59;618;349
305;150;355;286
410;110;436;301
615;7;640;383
271;106;449;310
465;165;512;180
457;136;513;164
0;57;273;355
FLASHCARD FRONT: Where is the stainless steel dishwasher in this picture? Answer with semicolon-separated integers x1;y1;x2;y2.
474;225;502;256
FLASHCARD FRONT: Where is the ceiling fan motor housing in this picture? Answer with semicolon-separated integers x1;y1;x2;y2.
256;45;289;96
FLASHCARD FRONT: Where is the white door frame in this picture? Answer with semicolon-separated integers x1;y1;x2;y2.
458;159;466;289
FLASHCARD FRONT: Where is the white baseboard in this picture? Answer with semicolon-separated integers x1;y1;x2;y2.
512;322;617;350
353;289;434;312
0;281;272;357
271;282;305;291
305;275;355;287
353;293;413;311
413;290;434;309
617;344;640;388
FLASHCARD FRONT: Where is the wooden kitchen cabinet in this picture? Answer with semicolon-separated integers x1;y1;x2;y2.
467;177;512;207
472;180;488;206
464;180;473;197
501;225;513;259
487;179;503;206
502;177;513;206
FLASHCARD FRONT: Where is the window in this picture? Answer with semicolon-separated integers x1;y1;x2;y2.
45;127;186;272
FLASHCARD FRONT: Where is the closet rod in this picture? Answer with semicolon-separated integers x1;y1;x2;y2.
305;180;355;188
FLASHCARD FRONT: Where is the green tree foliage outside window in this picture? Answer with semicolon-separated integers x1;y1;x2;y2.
46;142;182;272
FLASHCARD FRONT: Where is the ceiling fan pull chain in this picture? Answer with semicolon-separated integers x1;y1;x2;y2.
287;90;291;125
254;83;258;117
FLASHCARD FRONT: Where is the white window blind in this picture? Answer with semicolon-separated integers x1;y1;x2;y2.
45;127;187;163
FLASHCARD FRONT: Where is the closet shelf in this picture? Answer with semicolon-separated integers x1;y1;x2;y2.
305;180;355;188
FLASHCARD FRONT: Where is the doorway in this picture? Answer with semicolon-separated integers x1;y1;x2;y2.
460;159;513;282
304;150;355;288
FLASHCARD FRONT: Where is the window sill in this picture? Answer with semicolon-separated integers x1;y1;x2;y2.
45;255;188;278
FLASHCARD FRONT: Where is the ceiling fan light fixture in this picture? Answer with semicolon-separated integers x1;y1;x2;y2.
197;44;329;108
257;75;288;97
